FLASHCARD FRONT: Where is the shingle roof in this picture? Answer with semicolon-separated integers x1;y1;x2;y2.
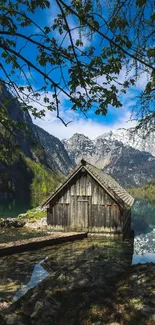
42;159;134;209
84;161;134;209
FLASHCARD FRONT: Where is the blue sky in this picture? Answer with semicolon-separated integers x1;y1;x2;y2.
1;0;150;139
30;1;148;139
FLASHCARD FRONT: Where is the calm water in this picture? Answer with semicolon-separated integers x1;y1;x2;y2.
0;197;31;218
0;198;155;303
132;199;155;263
0;194;45;218
0;237;133;303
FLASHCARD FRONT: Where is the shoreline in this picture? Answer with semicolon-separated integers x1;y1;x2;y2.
0;262;155;325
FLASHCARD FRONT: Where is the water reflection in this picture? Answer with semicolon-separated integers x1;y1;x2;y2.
131;198;155;261
0;198;155;303
132;253;155;264
0;195;47;218
13;264;49;302
0;237;134;303
0;197;30;218
132;198;155;234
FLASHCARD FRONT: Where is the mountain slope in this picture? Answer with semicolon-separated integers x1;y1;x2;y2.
98;128;155;157
0;84;40;159
0;85;72;205
63;133;155;188
35;125;74;175
0;84;74;175
1;83;155;194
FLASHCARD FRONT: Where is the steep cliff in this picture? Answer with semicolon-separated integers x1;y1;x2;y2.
0;85;71;203
35;125;74;176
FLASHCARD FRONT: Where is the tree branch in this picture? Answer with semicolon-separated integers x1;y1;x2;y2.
57;0;155;72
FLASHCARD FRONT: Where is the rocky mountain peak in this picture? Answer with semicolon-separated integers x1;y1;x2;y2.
97;128;155;156
63;130;155;187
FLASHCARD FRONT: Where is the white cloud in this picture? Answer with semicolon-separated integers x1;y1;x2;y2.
117;65;150;91
48;0;90;49
33;103;136;140
27;84;137;140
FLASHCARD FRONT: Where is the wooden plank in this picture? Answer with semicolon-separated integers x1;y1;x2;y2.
106;205;110;228
63;189;67;203
70;180;76;195
84;200;88;228
59;193;63;204
83;175;87;196
86;174;91;196
71;196;75;228
66;186;70;203
68;200;71;227
63;203;68;228
0;233;88;256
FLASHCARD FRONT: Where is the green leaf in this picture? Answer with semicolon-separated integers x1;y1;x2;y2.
136;0;146;6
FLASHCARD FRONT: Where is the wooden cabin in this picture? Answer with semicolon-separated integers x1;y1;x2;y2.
42;159;134;238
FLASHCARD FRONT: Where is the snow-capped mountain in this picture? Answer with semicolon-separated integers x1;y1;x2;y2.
99;128;155;157
63;132;155;188
2;81;155;189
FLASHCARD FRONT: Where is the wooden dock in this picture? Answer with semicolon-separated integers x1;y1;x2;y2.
0;232;87;256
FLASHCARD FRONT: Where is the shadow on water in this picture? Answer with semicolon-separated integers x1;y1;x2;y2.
2;237;155;325
1;198;155;322
0;237;134;304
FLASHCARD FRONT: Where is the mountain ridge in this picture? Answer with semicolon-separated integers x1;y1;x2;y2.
1;84;155;193
63;127;155;158
0;85;73;203
63;132;155;188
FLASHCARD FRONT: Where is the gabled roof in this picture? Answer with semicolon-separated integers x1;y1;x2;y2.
42;159;134;210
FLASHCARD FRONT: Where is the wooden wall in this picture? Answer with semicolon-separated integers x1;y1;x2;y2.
47;170;130;235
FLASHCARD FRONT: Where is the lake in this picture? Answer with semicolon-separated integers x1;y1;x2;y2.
0;198;155;304
0;197;32;218
131;198;155;263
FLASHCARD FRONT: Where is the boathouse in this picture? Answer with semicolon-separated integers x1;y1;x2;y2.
42;159;134;238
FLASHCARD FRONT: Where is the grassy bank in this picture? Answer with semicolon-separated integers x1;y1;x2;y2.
19;207;46;223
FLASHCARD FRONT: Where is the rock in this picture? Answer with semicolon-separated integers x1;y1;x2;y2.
108;323;121;325
31;298;60;319
5;313;18;325
141;305;155;316
76;278;90;287
0;218;26;228
31;301;44;318
0;314;6;325
63;132;155;187
0;301;9;311
18;213;27;218
24;217;47;229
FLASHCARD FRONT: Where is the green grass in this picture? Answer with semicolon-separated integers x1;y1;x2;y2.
20;207;46;223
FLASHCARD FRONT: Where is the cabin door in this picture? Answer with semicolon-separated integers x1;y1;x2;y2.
71;196;91;231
